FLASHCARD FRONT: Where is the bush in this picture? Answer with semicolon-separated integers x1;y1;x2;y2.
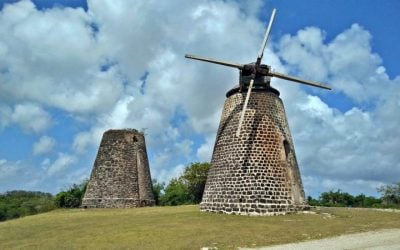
160;178;189;206
152;179;165;206
157;162;211;206
54;180;88;208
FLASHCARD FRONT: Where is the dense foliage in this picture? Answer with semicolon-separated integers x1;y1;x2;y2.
307;189;394;208
160;178;190;206
151;179;165;205
377;182;400;206
54;180;88;208
0;191;55;221
181;162;210;203
154;162;210;206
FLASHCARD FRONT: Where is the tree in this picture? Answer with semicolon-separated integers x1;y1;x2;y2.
54;180;88;208
159;162;211;206
307;196;320;206
160;178;189;206
377;182;400;206
363;196;382;207
309;190;382;208
180;162;210;204
152;179;165;205
320;190;355;207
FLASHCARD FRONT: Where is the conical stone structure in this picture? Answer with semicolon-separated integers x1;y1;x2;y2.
200;86;306;215
82;129;155;208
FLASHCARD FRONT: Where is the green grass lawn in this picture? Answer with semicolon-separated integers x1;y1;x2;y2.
0;205;400;249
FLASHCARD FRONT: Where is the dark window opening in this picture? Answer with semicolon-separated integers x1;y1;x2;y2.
283;140;290;159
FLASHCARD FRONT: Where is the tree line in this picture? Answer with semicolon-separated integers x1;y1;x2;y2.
0;190;56;221
308;184;400;208
308;190;381;207
1;162;400;222
0;182;88;222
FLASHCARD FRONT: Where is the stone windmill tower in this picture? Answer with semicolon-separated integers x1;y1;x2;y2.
82;129;155;208
185;9;331;215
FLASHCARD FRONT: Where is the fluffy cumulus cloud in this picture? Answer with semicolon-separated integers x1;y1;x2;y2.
0;153;81;192
0;0;123;114
0;159;22;181
0;102;52;133
0;0;398;196
45;153;77;176
277;24;400;196
33;135;56;155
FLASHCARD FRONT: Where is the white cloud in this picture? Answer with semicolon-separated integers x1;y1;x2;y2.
278;24;387;103
279;27;329;82
0;0;123;114
0;153;86;193
0;159;22;181
0;103;52;133
174;139;194;159
47;153;77;176
277;24;400;196
33;136;56;155
73;127;104;154
196;135;215;162
0;105;12;130
154;163;186;184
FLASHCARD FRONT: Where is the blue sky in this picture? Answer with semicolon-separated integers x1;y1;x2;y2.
0;0;399;198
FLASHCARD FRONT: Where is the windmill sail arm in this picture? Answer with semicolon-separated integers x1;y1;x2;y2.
257;8;277;63
269;71;332;90
185;54;243;69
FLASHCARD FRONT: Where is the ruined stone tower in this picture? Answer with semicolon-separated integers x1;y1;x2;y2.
200;86;306;215
82;129;155;208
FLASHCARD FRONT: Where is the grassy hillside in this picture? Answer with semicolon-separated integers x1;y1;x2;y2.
1;205;400;249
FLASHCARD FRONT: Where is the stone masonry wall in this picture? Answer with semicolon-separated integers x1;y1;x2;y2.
200;87;306;215
82;129;155;208
136;134;155;206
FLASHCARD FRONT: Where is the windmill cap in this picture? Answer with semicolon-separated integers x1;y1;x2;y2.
226;85;280;98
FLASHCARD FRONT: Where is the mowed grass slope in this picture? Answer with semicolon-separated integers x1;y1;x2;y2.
1;205;400;249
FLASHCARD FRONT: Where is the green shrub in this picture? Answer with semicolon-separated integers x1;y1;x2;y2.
54;180;88;208
157;162;211;206
160;178;189;206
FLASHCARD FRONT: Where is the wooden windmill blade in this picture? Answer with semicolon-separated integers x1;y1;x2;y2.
184;54;244;70
236;8;277;137
256;8;277;64
269;71;332;90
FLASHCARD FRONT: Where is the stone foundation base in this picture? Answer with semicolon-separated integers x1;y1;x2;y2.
81;198;155;208
200;202;309;216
